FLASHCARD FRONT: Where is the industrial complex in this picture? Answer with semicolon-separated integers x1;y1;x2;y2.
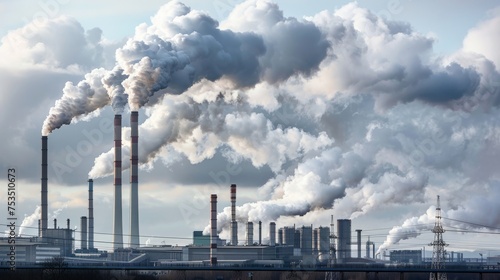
0;111;498;279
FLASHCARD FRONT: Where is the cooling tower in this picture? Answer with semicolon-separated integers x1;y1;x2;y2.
130;111;140;248
41;136;48;238
113;114;123;249
88;179;94;250
210;194;217;266
230;184;238;246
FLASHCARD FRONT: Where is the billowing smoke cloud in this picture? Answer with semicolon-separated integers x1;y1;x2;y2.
39;0;500;247
41;68;110;135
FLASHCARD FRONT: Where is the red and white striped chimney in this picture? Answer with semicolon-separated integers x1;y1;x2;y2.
113;114;123;249
130;111;140;248
210;194;217;266
230;184;237;246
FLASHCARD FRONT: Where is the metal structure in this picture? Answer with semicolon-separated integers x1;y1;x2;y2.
325;215;339;280
210;194;217;266
130;111;140;248
366;237;375;259
113;114;123;249
88;179;94;250
429;195;447;280
41;136;48;238
230;184;238;246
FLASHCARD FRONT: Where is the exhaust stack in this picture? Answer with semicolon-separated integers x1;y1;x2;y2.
88;179;94;250
246;222;254;245
113;114;123;249
81;216;88;250
269;222;276;246
258;221;262;245
130;111;140;248
230;184;237;246
356;229;362;258
210;194;217;266
41;136;48;238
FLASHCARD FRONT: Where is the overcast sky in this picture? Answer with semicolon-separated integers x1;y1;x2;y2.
1;0;500;257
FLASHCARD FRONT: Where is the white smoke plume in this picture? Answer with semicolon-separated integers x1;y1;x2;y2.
18;205;41;236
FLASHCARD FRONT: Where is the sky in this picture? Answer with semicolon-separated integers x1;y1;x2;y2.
1;0;500;258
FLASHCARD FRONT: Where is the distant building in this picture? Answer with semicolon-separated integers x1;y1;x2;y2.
193;231;210;246
390;250;422;264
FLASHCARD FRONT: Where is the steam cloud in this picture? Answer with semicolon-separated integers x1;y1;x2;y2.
41;0;500;250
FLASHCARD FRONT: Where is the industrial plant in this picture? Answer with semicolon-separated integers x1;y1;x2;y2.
0;110;498;280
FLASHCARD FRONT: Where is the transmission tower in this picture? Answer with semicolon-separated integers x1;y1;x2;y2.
429;195;448;280
325;215;339;280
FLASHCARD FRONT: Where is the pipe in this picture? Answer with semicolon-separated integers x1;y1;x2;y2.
67;218;70;230
356;229;362;258
113;114;123;249
54;219;57;229
41;136;48;237
130;111;140;248
88;179;94;250
210;194;217;266
269;222;276;246
247;222;254;245
81;216;88;250
372;242;375;260
258;221;262;245
230;184;237;246
38;219;41;237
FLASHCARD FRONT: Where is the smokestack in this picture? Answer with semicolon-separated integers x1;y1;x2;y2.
113;114;123;250
230;184;237;246
246;222;254;245
130;111;140;248
366;238;371;258
356;229;362;258
81;216;88;250
67;219;70;230
269;222;276;246
41;136;48;238
54;219;57;229
258;221;262;245
88;179;94;250
210;194;217;266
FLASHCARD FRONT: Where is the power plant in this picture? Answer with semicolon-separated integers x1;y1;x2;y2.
0;112;492;279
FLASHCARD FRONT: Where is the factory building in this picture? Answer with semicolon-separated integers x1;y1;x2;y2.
390;250;422;264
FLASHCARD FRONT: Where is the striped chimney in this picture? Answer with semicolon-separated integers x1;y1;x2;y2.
113;114;123;249
41;136;48;237
88;179;94;250
130;111;140;248
230;184;238;246
210;194;217;266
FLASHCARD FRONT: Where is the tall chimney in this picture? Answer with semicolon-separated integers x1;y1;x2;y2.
356;229;362;258
130;111;140;248
41;136;48;238
258;221;262;245
230;184;237;246
269;222;276;246
210;194;217;266
113;114;123;249
246;222;254;246
81;216;88;250
88;179;94;250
